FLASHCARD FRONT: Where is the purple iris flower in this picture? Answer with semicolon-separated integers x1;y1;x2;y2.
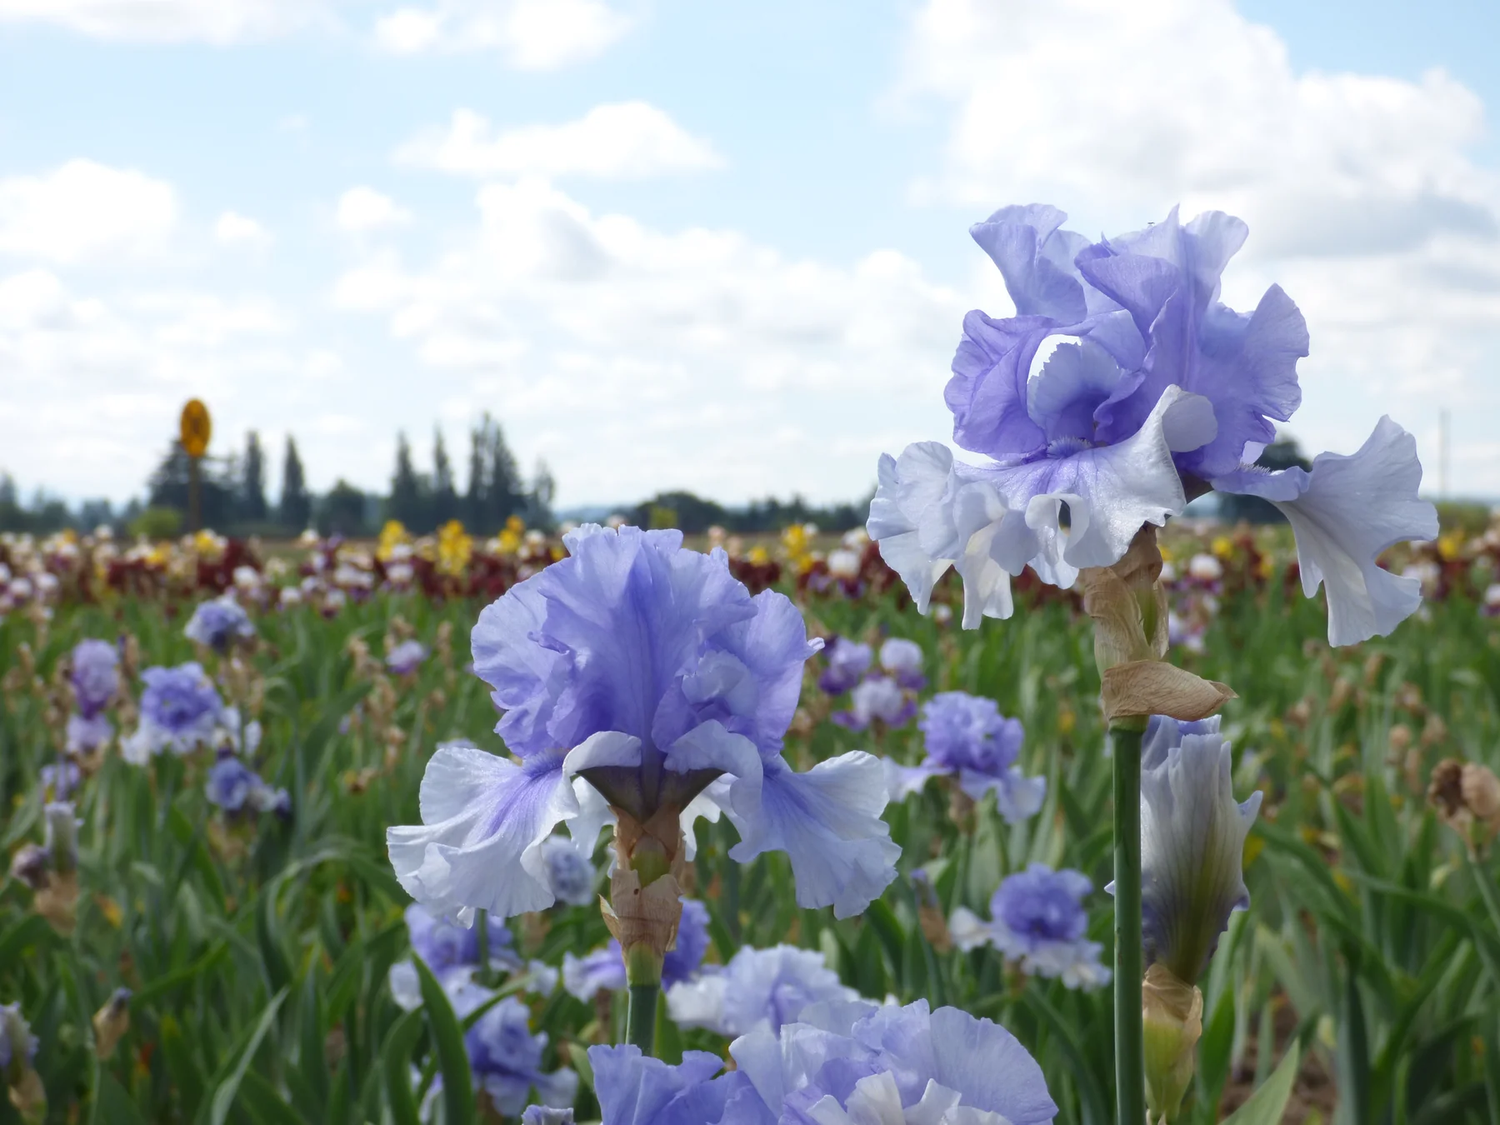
406;903;516;974
40;758;83;800
123;663;223;762
878;637;926;690
70;639;118;718
463;992;577;1113
817;637;872;694
952;864;1110;990
588;1047;749;1125
385;640;428;676
886;692;1046;823
665;943;857;1038
205;753;290;816
540;836;596;907
206;756;260;812
418;975;575;1114
66;713;112;755
869;205;1436;645
184;596;256;651
388;526;898;924
832;676;914;732
563;997;1058;1125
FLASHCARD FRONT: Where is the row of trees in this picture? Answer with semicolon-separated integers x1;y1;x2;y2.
627;490;872;535
0;417;553;539
135;414;555;538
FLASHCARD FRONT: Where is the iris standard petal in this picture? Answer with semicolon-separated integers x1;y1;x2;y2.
471;579;569;758
946;310;1054;460
1212;416;1438;646
993;386;1213;573
968;203;1092;324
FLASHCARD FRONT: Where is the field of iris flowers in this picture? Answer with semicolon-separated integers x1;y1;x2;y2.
1;515;1498;1125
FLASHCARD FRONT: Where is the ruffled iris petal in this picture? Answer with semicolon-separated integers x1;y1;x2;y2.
1213;416;1438;646
387;742;578;923
729;755;899;920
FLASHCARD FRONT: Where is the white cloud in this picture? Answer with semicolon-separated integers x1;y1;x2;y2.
0;0;328;43
0;269;308;500
332;178;966;504
397;103;723;180
897;0;1500;493
335;187;413;233
0;160;177;265
373;0;629;68
214;210;271;247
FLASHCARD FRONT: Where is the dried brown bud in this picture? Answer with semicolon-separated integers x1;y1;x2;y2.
92;989;132;1059
1461;762;1500;823
1429;758;1500;852
1328;678;1354;712
8;1068;46;1125
35;870;79;936
1388;724;1413;754
1421;712;1448;749
1078;528;1233;724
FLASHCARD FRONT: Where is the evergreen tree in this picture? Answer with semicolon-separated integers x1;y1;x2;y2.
240;431;268;522
526;458;557;530
465;423;487;529
388;432;429;530
279;437;311;531
146;441;235;529
319;480;370;537
486;418;522;529
432;427;458;527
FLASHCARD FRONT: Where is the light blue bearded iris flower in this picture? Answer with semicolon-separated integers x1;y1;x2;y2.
184;595;256;651
70;639;118;718
817;636;873;695
886;691;1046;823
385;639;428;677
388;525;898;926
540;836;596;907
869;205;1436;646
561;997;1058;1125
123;663;224;763
665;942;858;1038
952;864;1111;991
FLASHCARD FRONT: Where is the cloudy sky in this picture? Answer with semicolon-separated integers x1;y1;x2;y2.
1;0;1497;510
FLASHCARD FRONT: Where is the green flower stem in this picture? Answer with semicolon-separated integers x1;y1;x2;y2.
624;945;662;1056
1112;722;1146;1125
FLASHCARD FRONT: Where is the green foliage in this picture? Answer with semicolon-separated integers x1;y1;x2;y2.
128;506;183;540
1436;500;1493;536
0;575;1497;1124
